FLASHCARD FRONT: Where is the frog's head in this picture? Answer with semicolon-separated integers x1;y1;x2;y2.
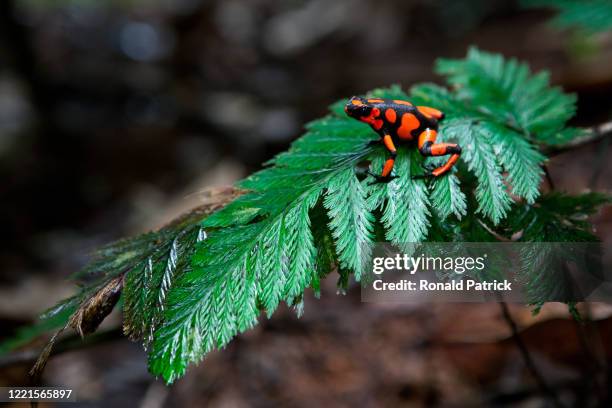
344;96;374;119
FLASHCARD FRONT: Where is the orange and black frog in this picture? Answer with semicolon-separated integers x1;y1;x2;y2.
345;96;461;182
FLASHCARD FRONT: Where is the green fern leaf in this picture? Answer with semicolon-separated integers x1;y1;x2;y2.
502;192;610;306
371;150;431;243
410;84;512;223
485;122;545;203
410;45;576;222
148;106;378;382
506;192;611;242
324;168;374;279
460;123;512;223
258;218;288;316
284;190;321;301
122;224;204;343
436;47;577;142
430;171;467;221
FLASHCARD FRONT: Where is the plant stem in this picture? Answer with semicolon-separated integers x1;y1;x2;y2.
545;120;612;156
573;304;607;405
543;165;556;190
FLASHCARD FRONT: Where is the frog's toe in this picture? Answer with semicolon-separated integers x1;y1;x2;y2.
412;172;434;180
422;162;438;172
367;171;398;184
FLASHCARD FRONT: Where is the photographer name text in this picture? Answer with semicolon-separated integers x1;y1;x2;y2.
372;279;512;292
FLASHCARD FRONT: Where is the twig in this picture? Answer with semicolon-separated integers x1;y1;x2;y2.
544;120;612;156
476;219;513;241
484;379;578;406
573;304;608;405
543;165;556;191
498;301;566;408
541;120;610;405
0;328;123;369
139;381;170;408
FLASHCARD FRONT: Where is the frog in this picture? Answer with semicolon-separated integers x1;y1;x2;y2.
345;96;461;182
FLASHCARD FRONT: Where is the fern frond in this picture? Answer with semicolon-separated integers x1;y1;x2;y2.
505;192;611;242
324;168;374;279
485;122;545;203
122;223;204;343
373;150;431;243
502;192;610;306
148;107;377;382
436;47;577;142
2;48;603;386
430;170;467;221
410;45;576;222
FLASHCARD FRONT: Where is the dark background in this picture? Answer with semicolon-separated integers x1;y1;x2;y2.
0;0;611;406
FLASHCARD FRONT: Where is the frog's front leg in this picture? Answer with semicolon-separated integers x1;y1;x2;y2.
414;128;461;178
368;134;398;183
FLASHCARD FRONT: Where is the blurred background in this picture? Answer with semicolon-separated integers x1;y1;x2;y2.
0;0;611;406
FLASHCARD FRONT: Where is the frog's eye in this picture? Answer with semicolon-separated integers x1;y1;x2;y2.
357;105;372;116
345;97;371;117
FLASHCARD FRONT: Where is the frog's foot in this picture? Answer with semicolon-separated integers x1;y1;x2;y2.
367;171;398;184
412;163;437;179
366;138;383;148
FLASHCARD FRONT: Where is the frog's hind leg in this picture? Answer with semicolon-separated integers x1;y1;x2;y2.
416;129;461;177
